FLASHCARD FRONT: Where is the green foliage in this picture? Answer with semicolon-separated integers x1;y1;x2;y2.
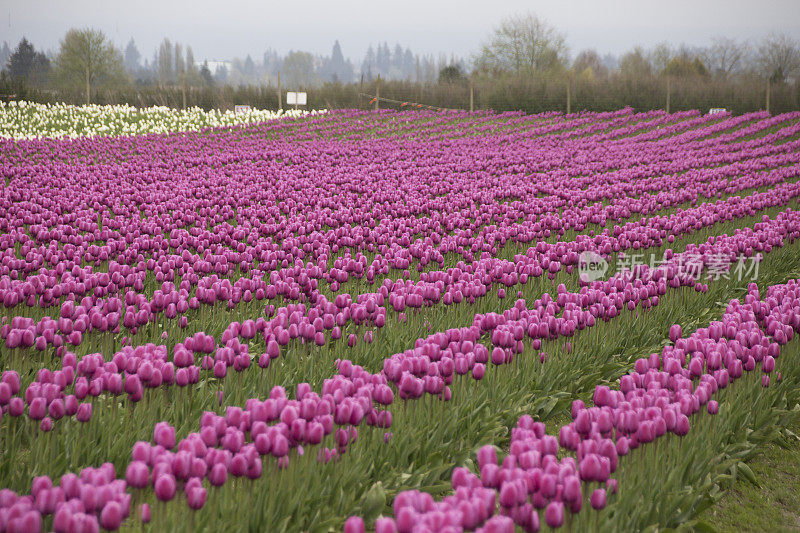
54;28;128;104
199;62;214;87
474;12;569;76
438;64;466;85
700;425;800;531
664;54;709;78
283;51;318;88
5;37;50;86
619;47;653;78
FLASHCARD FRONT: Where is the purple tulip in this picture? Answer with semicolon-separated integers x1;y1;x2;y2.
208;463;227;487
343;516;365;533
39;417;53;432
187;487;207;510
374;517;398;533
590;488;607;510
100;501;123;530
669;324;682;342
154;474;177;502
125;461;149;489
139;503;151;523
545;501;564;528
153;422;176;450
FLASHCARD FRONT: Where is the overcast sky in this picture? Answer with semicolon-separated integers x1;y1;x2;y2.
4;0;800;62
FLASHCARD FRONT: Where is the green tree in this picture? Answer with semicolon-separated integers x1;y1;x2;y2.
663;53;708;78
54;28;126;104
474;13;568;76
157;38;174;83
6;37;50;86
199;61;214;86
619;47;652;78
124;38;141;73
648;42;672;74
282;51;317;87
438;64;466;84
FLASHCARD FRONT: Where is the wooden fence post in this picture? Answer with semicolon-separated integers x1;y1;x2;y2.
566;75;571;115
766;78;771;114
375;74;381;111
469;78;474;113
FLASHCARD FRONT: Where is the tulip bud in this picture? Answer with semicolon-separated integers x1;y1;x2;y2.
100;501;123;530
154;474;176;502
343;516;365;533
187;487;207;510
153;422;176;449
139;503;151;523
545;501;564;528
374;517;398;533
590;488;607;510
669;324;682;343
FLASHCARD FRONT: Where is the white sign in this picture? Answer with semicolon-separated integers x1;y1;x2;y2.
708;108;727;115
234;105;251;114
286;92;307;106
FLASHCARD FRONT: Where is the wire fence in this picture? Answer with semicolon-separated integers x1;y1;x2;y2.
3;74;799;115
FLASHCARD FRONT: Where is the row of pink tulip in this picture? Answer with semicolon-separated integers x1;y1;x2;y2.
342;277;799;532
3;200;798;437
2;199;799;531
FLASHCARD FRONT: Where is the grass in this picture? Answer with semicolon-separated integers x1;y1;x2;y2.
700;422;800;532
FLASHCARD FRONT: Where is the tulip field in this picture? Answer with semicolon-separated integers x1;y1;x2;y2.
2;104;800;532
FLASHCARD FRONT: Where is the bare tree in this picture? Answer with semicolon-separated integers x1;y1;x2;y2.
474;12;568;76
572;49;607;78
619;47;652;78
758;32;800;83
54;28;126;104
648;42;672;75
705;36;749;78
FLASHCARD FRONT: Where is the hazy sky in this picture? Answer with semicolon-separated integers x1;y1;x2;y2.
4;0;800;62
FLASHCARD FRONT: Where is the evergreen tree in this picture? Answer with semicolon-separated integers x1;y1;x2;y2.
124;38;141;72
7;37;50;85
199;61;214;86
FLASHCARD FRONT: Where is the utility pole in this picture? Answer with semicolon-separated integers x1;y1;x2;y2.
666;77;671;114
766;78;771;114
375;74;380;111
182;70;187;109
415;57;421;103
469;77;474;113
566;75;571;115
359;73;364;108
277;72;282;110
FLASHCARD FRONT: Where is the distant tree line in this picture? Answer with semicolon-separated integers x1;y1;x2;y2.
1;14;798;114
